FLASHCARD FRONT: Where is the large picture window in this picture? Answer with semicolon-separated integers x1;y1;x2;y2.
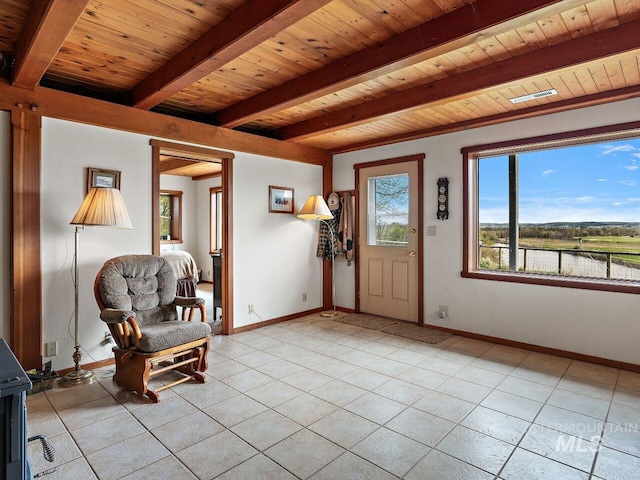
463;121;640;293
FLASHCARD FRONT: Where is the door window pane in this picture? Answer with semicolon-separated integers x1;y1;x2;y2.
367;173;409;246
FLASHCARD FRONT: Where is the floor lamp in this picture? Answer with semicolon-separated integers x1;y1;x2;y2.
298;195;339;317
58;187;132;387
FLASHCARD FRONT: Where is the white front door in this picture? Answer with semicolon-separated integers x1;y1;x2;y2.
358;159;420;323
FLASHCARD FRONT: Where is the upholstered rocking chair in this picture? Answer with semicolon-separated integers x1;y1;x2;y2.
94;254;211;402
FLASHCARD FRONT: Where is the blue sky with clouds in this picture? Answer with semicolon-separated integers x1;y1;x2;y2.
479;137;640;224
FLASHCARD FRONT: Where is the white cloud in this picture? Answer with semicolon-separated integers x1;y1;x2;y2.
597;178;608;182
624;165;640;171
600;144;638;156
576;196;595;202
619;180;637;187
541;169;555;177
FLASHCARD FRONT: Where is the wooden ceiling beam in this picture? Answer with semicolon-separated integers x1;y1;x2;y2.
159;158;200;174
216;0;581;128
331;85;640;154
12;0;88;90
131;0;331;110
280;20;640;141
0;79;330;165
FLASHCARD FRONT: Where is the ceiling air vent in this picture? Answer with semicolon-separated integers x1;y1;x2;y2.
509;89;558;104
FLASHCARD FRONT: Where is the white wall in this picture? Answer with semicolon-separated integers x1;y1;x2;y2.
0;111;9;342
233;153;325;328
39;118;324;368
334;97;640;365
196;176;222;282
41;118;152;370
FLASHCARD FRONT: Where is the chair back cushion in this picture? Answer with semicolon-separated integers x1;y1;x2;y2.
96;254;178;326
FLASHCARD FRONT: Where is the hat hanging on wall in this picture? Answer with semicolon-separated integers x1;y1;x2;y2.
327;192;340;211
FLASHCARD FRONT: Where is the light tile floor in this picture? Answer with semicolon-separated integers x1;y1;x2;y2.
27;313;640;479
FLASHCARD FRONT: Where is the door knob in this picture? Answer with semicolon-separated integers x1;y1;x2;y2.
410;228;416;234
408;251;416;257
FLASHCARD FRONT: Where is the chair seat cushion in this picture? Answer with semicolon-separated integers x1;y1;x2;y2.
138;321;211;353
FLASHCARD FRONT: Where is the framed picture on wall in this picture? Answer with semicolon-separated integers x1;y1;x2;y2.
87;167;121;192
269;186;294;214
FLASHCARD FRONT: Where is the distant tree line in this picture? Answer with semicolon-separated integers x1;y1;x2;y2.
480;225;639;244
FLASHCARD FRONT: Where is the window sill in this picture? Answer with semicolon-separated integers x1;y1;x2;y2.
461;269;640;294
161;239;183;245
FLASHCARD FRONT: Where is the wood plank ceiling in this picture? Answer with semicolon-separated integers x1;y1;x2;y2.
0;0;639;155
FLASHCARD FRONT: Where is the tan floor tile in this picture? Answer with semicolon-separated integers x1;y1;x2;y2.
70;411;146;455
601;421;640;456
151;411;224;452
508;365;562;387
405;449;493;480
351;426;429;477
309;379;367;406
436;426;514;475
308;409;378;449
547;388;610;420
373;378;429;405
413;390;475;423
418;356;465;376
202;393;267;428
206;359;250;380
386;407;455;446
435;377;492;404
179;378;240;409
557;375;615;401
235;350;281;368
265;429;345;479
131;394;198;430
564;360;619;387
617;370;640;392
310;452;397;480
344;391;406;424
26;394;67;438
461;406;529;444
520;352;571;376
593;446;640;480
254;358;306;379
86;432;170;480
384;346;429;365
480;389;542;421
468;356;517;375
119;456;196;479
500;447;589;480
280;368;333;391
520;425;598;472
176;429;258;479
447;337;494;356
454;364;506;388
365;357;413;377
244;379;304;407
230;409;302;451
27;431;82;476
221;369;274;392
398;366;448;389
340;368;392;391
534;404;604;439
275;393;338;426
30;457;97;480
56;395;126;430
498;375;554;403
309;358;359;378
217;454;297;480
45;382;110;412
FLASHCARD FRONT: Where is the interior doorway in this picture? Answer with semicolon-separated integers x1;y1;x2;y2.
355;154;424;324
150;140;234;334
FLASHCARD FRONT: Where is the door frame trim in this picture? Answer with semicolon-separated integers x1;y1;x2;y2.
354;153;425;325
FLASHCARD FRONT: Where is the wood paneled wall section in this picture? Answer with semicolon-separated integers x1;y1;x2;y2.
11;110;42;369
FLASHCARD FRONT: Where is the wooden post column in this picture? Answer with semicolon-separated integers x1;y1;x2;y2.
11;108;42;370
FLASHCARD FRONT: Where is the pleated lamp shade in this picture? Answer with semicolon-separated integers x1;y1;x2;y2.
297;195;333;220
70;187;133;228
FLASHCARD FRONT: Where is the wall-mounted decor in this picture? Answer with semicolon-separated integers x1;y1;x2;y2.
437;177;449;220
87;167;121;192
269;186;294;214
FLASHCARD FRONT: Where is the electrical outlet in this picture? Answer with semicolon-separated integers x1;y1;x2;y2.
101;331;114;346
45;341;57;357
302;292;307;302
248;304;254;314
438;305;449;318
